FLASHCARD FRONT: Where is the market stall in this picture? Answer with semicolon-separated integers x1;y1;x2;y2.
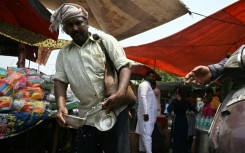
0;1;72;152
0;66;80;152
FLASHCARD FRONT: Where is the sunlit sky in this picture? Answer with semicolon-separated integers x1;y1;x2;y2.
0;0;237;75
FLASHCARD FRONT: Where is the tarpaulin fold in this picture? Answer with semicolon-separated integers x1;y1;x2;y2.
124;0;245;77
40;0;189;41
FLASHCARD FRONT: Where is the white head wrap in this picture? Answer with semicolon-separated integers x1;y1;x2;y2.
49;3;88;32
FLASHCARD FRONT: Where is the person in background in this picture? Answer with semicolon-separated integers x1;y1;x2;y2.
128;81;138;131
16;43;26;68
163;100;170;116
50;3;132;153
202;93;214;117
151;80;162;116
167;87;196;153
196;97;204;114
136;70;158;153
211;88;221;114
186;94;198;153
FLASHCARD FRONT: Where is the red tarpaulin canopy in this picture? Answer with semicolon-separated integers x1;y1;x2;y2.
0;0;64;65
124;0;245;77
0;0;58;45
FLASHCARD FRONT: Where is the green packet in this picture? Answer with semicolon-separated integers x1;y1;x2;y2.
49;100;79;110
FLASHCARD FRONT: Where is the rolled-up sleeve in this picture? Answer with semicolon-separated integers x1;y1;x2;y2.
53;50;69;84
101;34;131;71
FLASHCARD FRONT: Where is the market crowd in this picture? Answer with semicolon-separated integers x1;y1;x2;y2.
0;2;235;153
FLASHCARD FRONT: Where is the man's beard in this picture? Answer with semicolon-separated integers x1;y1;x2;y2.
71;32;88;44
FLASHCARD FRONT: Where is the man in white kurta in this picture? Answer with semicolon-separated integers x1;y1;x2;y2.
136;71;158;153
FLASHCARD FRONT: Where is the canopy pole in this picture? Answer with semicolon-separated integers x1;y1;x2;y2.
37;64;40;74
28;60;30;68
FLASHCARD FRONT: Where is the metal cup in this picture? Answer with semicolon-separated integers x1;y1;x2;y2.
94;109;117;131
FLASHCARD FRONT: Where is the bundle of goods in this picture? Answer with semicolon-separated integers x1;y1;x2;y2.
0;96;13;112
0;67;81;139
0;67;79;114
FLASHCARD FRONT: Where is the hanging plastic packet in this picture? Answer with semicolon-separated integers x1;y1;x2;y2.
0;67;7;78
3;71;27;90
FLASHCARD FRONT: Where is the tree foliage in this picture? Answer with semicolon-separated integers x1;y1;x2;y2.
154;69;184;82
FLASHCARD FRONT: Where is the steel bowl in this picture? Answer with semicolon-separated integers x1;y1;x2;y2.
64;115;86;129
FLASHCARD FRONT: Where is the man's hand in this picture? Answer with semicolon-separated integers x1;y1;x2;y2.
102;92;125;114
54;80;68;127
55;106;68;128
144;114;149;121
185;65;212;85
